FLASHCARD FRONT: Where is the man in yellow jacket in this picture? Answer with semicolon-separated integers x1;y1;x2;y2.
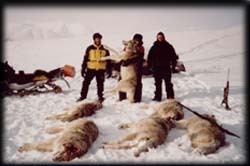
77;33;111;102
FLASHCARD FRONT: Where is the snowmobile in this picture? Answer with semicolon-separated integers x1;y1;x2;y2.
0;61;75;98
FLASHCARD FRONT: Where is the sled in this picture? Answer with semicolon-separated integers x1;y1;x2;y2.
0;61;75;98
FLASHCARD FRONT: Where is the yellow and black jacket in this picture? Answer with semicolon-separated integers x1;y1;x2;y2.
82;44;111;73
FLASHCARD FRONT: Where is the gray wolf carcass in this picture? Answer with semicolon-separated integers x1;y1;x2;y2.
18;119;98;162
46;100;103;122
102;99;184;157
174;114;226;154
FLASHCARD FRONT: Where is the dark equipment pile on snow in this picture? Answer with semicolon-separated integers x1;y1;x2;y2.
142;54;186;76
0;61;75;97
172;60;186;73
171;54;186;74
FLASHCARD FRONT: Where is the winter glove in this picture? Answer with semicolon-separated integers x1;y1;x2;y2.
121;60;130;67
173;59;179;73
81;69;86;78
106;73;112;79
106;70;112;79
172;66;178;73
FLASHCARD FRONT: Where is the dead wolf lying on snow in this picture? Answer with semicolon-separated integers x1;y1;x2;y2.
18;118;98;161
174;114;226;154
102;99;184;157
46;100;103;122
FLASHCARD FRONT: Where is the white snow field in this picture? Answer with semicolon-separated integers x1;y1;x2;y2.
2;7;246;164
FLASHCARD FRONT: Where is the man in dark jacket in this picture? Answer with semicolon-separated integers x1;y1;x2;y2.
119;33;145;103
147;32;178;101
77;33;111;102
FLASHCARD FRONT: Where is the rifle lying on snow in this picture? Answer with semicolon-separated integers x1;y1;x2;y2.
177;102;240;138
221;68;231;110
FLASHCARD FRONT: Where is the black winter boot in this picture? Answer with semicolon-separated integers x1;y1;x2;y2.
134;83;142;103
152;97;161;102
119;91;127;101
76;96;85;102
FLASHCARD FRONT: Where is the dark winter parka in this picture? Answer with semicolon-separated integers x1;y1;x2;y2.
147;40;177;73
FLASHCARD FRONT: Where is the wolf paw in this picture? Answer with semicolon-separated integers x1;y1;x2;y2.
99;145;105;149
118;124;125;129
118;123;129;129
134;152;140;157
45;116;53;120
18;144;30;152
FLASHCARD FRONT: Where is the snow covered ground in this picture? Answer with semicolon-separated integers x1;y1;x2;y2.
2;7;246;164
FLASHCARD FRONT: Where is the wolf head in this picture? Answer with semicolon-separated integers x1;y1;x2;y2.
52;140;86;162
199;114;218;125
151;99;184;121
122;40;138;54
80;100;103;116
52;119;98;162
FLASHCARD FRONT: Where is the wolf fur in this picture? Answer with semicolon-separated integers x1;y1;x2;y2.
174;114;226;155
102;99;184;157
46;100;102;122
102;40;138;103
151;99;184;120
18;119;99;162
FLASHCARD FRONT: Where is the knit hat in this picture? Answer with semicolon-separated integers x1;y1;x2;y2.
157;32;165;40
93;33;102;39
133;33;143;45
157;32;165;36
133;33;143;41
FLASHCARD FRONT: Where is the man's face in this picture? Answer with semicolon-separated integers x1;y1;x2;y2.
94;38;101;46
133;39;140;45
157;35;164;42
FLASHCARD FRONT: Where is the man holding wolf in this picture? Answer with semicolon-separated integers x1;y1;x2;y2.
118;33;145;103
78;32;177;103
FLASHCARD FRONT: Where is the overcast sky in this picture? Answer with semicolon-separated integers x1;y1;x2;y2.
5;6;244;33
